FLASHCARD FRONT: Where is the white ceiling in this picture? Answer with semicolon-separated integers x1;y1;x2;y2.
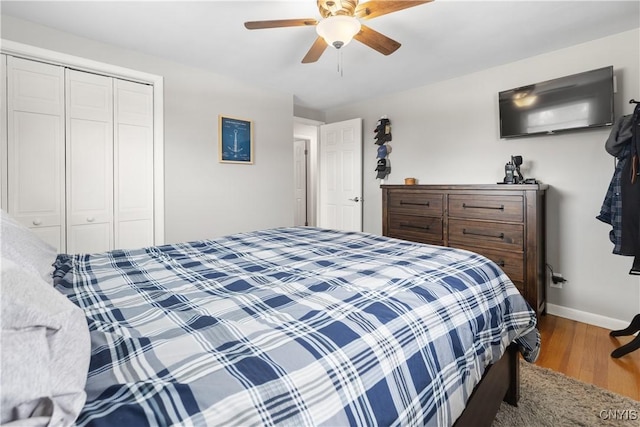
2;1;639;111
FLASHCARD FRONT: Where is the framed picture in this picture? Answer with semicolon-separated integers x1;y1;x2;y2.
219;115;253;164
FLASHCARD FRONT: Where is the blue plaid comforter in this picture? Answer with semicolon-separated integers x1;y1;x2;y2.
54;227;539;427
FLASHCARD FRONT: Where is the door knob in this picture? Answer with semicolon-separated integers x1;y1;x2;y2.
348;197;360;202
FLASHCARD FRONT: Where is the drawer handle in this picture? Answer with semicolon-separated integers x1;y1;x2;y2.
400;223;430;231
462;203;504;211
497;260;506;267
400;200;430;207
32;219;42;226
462;229;505;240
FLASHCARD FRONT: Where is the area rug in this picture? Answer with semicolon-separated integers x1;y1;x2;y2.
492;362;640;427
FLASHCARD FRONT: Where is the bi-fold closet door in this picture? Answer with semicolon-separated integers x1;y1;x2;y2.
66;69;114;253
5;56;66;251
4;55;154;253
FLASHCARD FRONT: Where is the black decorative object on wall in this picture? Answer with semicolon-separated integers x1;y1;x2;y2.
374;116;392;180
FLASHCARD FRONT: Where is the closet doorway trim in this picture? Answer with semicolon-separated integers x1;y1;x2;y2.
0;39;164;244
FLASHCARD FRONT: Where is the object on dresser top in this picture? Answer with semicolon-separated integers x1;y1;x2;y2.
501;155;524;184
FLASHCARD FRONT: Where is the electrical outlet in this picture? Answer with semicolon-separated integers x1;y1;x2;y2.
550;273;566;289
550;280;562;289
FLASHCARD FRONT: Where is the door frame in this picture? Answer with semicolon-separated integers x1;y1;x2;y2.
293;138;310;226
294;116;323;227
0;39;165;245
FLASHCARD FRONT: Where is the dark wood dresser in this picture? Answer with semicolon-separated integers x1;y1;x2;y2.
381;184;547;315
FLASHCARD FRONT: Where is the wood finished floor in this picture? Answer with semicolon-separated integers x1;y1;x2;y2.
534;314;640;401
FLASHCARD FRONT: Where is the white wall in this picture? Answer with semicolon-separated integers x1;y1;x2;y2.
326;29;640;327
294;105;325;123
1;15;295;243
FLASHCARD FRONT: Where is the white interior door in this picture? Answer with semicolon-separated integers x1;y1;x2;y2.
293;139;308;226
319;118;363;231
66;69;114;254
7;56;65;251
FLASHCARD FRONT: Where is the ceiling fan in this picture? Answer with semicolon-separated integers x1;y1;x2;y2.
244;0;432;64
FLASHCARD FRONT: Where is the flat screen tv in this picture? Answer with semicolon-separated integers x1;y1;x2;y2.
498;66;614;138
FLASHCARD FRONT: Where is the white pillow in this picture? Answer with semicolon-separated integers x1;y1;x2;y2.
0;258;91;427
1;210;58;284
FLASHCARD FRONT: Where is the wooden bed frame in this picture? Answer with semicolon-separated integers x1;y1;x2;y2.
453;344;520;427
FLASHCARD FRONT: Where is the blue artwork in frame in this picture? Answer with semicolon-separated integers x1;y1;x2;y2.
219;115;253;164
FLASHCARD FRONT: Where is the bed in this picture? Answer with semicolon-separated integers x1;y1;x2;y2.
1;220;539;427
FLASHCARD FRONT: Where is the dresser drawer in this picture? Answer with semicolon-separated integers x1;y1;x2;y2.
448;219;524;251
388;191;444;216
388;214;443;245
452;243;524;282
448;194;523;222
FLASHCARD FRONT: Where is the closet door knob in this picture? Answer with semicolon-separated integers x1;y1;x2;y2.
87;217;95;223
32;219;42;226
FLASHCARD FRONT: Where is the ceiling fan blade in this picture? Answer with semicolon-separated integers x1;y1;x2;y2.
244;19;318;30
353;24;401;56
355;0;432;20
302;37;329;63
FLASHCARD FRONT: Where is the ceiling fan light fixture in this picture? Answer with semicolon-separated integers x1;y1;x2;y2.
316;15;361;49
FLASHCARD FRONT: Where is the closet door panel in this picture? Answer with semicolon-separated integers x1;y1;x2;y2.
117;124;153;249
67;120;112;213
31;227;64;251
13;114;62;213
115;80;154;249
66;69;113;254
10;113;64;249
118;218;153;250
7;57;65;251
69;223;112;255
10;59;64;116
116;81;153;124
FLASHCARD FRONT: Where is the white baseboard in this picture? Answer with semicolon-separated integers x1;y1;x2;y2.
546;303;635;332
